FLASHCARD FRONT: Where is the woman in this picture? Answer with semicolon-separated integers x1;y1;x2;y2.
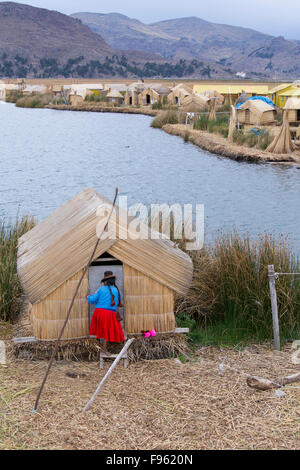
87;270;125;354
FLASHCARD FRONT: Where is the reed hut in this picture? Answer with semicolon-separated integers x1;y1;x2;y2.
203;89;224;106
106;89;124;105
17;188;193;341
167;84;193;106
138;85;169;106
125;89;139;106
69;91;84;106
236;100;276;126
181;94;209;112
138;87;156;106
284;98;300;124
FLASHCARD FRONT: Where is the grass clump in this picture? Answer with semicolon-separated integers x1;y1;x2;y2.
85;93;108;103
0;217;35;322
232;129;272;150
151;110;178;129
152;101;163;110
16;94;52;109
177;232;300;346
5;90;24;103
194;114;229;137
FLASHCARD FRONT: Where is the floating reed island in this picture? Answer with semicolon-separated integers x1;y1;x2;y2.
162;123;300;163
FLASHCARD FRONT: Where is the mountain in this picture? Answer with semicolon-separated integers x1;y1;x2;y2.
0;2;237;79
0;2;236;79
71;12;300;78
0;3;114;59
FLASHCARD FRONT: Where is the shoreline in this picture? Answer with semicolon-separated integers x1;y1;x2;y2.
46;104;300;164
162;124;300;164
46;103;158;117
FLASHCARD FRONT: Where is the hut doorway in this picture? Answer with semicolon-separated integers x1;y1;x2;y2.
146;94;151;105
297;110;300;121
88;253;125;331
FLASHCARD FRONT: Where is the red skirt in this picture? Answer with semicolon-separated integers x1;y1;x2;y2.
89;308;125;343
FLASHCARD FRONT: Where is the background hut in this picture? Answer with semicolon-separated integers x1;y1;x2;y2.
167;84;192;106
69;91;84;106
181;93;209;112
138;87;157;106
125;89;139;106
137;84;169;106
203;89;224;106
284;98;300;124
106;89;124;105
237;100;276;126
125;82;146;106
17;188;193;341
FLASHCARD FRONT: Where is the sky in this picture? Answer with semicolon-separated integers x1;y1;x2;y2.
4;0;300;40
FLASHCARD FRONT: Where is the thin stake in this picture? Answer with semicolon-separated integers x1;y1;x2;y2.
33;187;119;412
268;265;280;351
83;338;135;412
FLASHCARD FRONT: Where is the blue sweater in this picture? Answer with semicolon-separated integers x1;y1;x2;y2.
87;285;120;311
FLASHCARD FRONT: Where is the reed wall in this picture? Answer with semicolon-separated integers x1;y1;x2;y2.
31;269;89;340
123;264;175;333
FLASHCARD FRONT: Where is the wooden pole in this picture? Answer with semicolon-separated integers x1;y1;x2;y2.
268;265;280;351
83;338;135;412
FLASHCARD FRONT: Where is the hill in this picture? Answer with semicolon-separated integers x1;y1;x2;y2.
0;2;236;79
72;12;300;78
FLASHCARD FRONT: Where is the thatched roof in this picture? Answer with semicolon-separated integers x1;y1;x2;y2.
203;89;224;104
17;188;193;304
172;83;193;94
107;89;123;98
284;97;300;110
238;99;275;116
181;94;209;111
104;83;127;92
128;82;145;92
157;85;171;95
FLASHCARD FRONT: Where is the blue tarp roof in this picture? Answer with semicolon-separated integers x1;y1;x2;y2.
236;96;275;109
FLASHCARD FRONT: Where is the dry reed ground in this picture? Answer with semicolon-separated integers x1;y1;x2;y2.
0;340;299;450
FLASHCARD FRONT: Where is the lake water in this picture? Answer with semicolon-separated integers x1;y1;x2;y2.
1;102;300;253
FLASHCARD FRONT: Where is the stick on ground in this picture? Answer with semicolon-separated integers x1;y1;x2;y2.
83;338;135;412
247;371;300;391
